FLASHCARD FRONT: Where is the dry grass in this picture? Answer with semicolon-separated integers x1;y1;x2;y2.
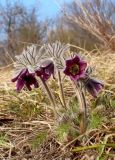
0;48;115;160
65;0;115;51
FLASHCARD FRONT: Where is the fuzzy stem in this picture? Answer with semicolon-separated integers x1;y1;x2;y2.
74;82;87;134
58;71;67;109
40;77;57;116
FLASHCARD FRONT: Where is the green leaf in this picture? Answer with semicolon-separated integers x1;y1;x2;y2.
89;113;103;129
30;132;47;149
72;143;115;152
0;135;13;148
56;123;70;142
111;100;115;108
96;134;115;160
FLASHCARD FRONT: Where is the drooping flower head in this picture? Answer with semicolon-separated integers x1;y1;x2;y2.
84;77;103;97
12;69;39;91
64;55;87;81
11;45;47;91
36;59;55;81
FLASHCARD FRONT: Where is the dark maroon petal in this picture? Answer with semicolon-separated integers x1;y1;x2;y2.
12;68;38;91
11;69;25;82
90;79;103;92
11;75;19;82
44;63;54;75
85;78;103;97
42;72;50;81
36;66;52;81
34;81;39;88
78;70;86;78
25;82;32;91
30;76;39;88
94;83;103;92
66;59;73;67
63;68;71;76
73;55;80;63
70;74;80;81
29;76;37;85
79;60;87;71
16;78;25;91
26;72;35;77
36;68;42;76
24;74;38;90
39;60;55;80
20;69;28;78
86;82;97;97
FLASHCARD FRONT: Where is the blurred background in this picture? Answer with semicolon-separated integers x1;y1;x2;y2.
0;0;115;66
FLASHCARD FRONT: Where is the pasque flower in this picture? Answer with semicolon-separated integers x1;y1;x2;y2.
11;69;39;91
84;77;103;97
64;55;87;81
36;59;55;81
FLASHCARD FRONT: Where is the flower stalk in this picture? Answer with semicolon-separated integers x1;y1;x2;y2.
39;77;57;117
73;81;87;134
58;70;67;109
